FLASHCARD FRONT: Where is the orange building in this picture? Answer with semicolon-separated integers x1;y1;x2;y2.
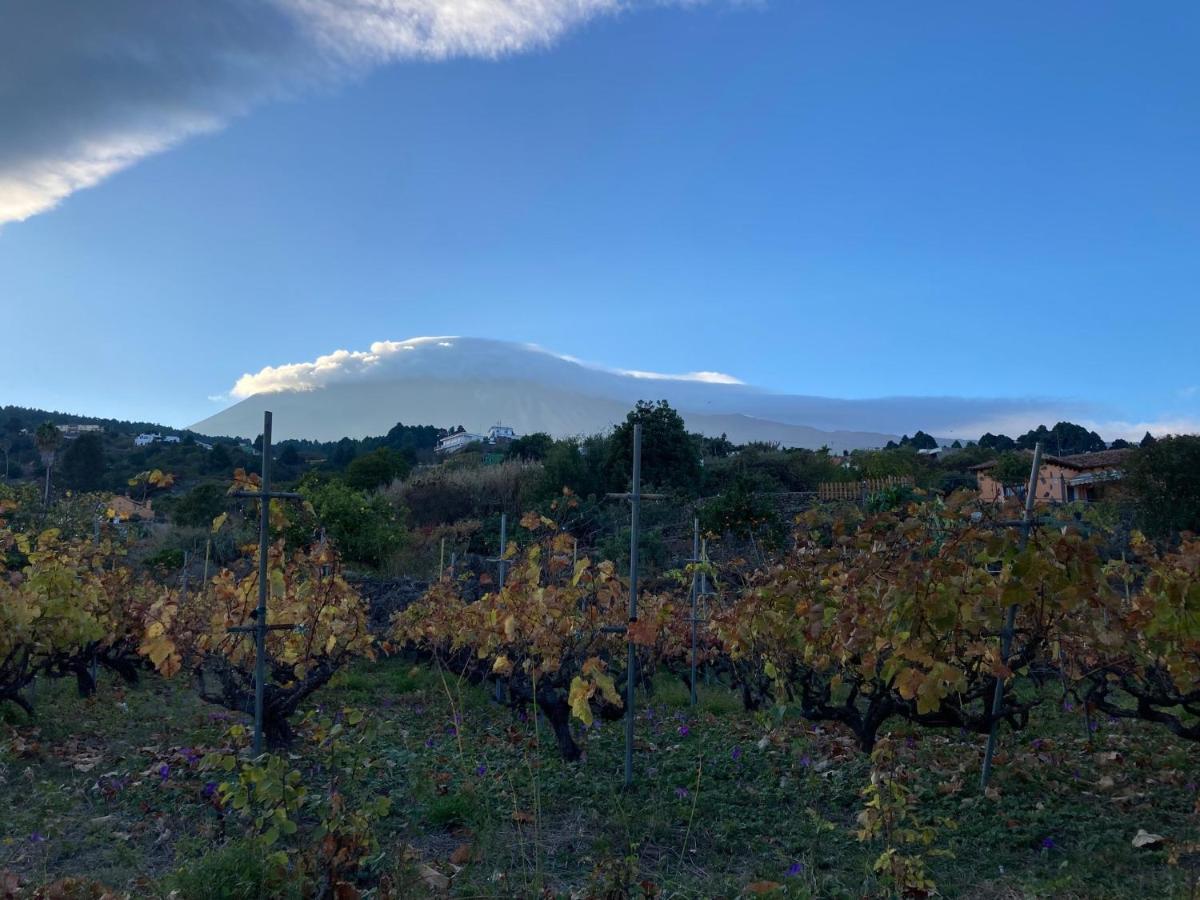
971;449;1132;504
107;495;154;521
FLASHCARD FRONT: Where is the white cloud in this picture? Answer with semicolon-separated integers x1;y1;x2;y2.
945;412;1200;443
1081;418;1200;442
230;336;453;397
228;335;748;397
618;368;745;384
0;0;701;225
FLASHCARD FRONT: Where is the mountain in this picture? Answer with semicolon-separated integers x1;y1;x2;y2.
188;337;1050;450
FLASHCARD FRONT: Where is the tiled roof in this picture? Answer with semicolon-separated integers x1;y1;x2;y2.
970;447;1133;473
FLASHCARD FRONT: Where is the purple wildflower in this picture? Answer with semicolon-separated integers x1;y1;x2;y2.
1031;738;1043;751
28;832;46;844
424;736;436;749
179;747;201;765
678;725;690;737
1088;719;1099;733
1187;782;1197;793
731;746;742;761
905;736;916;749
1062;699;1075;713
202;781;218;799
799;754;812;769
1041;837;1055;851
674;787;689;799
476;764;487;777
158;763;170;781
786;862;804;878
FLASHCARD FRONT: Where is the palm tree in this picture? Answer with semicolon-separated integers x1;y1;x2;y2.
34;422;62;505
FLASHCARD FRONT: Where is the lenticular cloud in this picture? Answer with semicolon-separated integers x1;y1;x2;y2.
0;0;630;225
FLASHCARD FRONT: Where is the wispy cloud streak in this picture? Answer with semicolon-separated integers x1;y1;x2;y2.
0;1;648;224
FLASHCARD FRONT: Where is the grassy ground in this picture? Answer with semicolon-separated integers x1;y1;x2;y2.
2;660;1198;898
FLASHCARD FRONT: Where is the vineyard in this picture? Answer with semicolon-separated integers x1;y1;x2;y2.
1;474;1199;898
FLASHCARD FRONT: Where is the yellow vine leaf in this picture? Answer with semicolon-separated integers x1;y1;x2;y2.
568;676;594;725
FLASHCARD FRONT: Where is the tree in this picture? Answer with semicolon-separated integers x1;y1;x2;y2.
207;443;233;474
344;447;410;491
1140;431;1158;448
606;401;701;495
900;431;938;450
991;451;1033;491
506;432;554;462
172;483;228;528
1016;422;1105;456
330;437;358;469
978;432;1015;451
300;477;406;569
34;422;62;505
1125;435;1200;537
59;432;106;491
698;433;736;459
383;421;441;456
278;443;301;466
535;436;609;501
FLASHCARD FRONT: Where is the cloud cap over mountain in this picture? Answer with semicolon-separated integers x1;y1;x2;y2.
192;336;1093;446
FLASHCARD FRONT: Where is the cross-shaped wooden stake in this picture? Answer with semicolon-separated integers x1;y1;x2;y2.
226;411;304;756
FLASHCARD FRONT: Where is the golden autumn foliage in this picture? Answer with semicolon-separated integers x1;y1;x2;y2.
0;520;146;708
138;538;374;685
392;517;679;747
709;497;1118;748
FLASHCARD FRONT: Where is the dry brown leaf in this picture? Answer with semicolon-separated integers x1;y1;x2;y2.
743;881;784;895
1131;829;1166;849
417;865;450;893
449;843;472;865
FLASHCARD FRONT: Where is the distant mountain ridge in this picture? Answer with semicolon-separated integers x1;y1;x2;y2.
188;337;1055;450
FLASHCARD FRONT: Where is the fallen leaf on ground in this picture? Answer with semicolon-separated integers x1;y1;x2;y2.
1132;829;1166;848
743;881;784;895
418;865;450;892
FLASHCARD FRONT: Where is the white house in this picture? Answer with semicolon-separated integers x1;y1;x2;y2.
56;423;102;439
487;425;516;443
163;435;181;444
435;431;483;456
134;433;160;447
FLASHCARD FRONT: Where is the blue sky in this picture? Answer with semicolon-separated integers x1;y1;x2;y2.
1;1;1197;438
